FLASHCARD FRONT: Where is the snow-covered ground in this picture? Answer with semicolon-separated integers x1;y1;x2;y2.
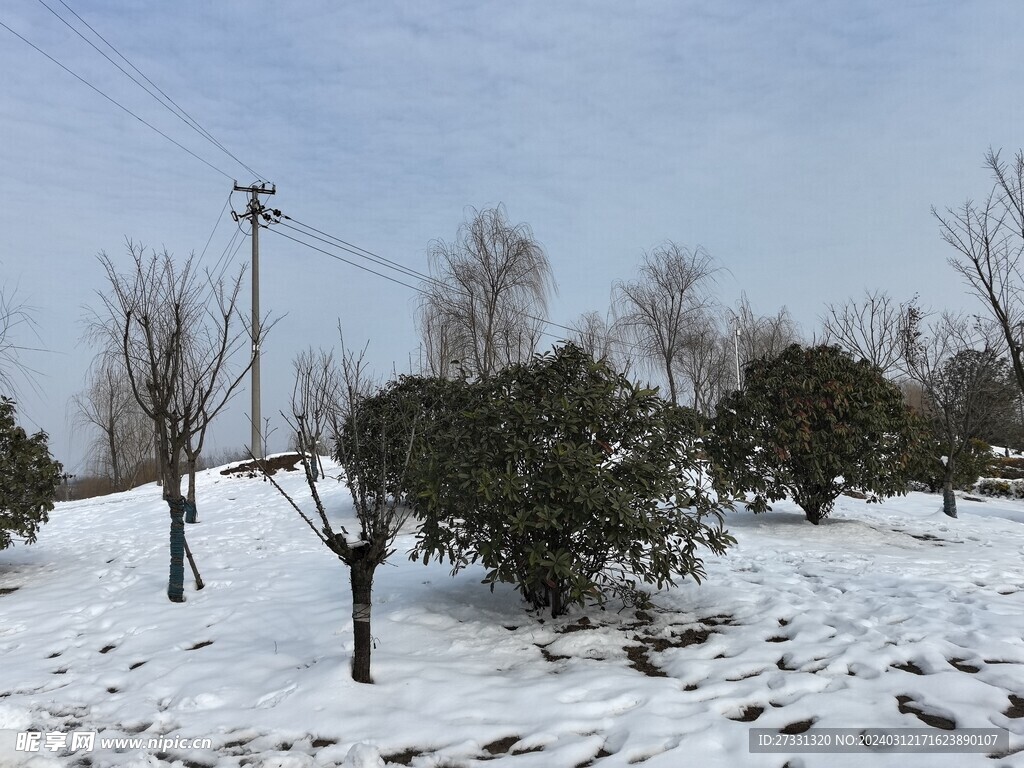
1;459;1022;768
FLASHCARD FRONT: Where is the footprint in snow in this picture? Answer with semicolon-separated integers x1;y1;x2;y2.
256;681;298;708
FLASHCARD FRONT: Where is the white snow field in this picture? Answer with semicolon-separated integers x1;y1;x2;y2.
0;458;1022;768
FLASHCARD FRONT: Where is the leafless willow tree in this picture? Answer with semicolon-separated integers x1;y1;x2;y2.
91;242;260;602
569;310;627;369
613;242;718;404
673;315;732;414
734;294;801;369
820;289;912;376
418;205;555;379
73;354;152;491
290;346;341;481
901;311;1009;518
938;148;1024;398
672;296;800;413
0;289;38;395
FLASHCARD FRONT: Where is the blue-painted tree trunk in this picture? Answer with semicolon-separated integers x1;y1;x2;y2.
168;497;186;602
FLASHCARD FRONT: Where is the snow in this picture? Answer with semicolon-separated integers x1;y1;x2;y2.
0;460;1022;767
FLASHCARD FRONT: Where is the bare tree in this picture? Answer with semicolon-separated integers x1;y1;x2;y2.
73;354;151;491
734;295;801;368
613;242;718;403
821;289;912;376
290;346;342;481
938;148;1024;397
569;311;624;368
673;314;732;414
901;311;1008;518
262;340;414;683
0;289;39;395
92;242;259;602
418;205;556;379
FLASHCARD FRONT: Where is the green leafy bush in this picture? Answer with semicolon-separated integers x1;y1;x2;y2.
337;374;470;506
706;344;923;525
412;343;735;616
976;478;1014;497
0;398;63;549
910;435;992;492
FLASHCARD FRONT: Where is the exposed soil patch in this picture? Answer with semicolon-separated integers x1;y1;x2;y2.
0;587;20;596
536;643;569;663
479;735;543;758
948;657;980;673
129;661;147;670
766;636;789;643
780;718;815;735
891;660;925;675
896;695;956;730
726;669;764;681
641;627;712;651
382;748;422;766
1005;694;1024;719
47;651;62;658
220;453;303;478
106;687;118;694
625;645;667;677
576;747;612;767
187;640;214;651
701;614;735;627
728;705;764;722
558;616;596;634
99;644;116;654
778;618;790;627
776;657;795;671
311;737;336;748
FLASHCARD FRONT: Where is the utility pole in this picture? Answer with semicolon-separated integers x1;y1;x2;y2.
232;181;277;458
732;315;742;391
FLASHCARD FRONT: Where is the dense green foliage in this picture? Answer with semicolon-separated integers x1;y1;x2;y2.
336;374;471;505
0;397;63;549
412;343;734;616
707;344;923;524
911;434;992;493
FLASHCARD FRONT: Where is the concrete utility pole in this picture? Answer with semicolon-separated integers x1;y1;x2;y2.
232;181;277;459
733;315;742;391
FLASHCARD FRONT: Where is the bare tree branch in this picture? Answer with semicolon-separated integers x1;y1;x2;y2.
418;205;556;379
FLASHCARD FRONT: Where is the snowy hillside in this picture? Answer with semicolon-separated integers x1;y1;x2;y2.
0;458;1022;768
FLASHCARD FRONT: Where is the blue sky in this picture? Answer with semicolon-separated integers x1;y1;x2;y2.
1;0;1022;472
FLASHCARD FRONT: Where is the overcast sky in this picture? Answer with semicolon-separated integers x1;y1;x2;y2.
2;0;1022;473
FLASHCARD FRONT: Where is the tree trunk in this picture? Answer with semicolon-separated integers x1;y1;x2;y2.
665;356;678;404
804;507;821;525
308;438;320;482
549;581;564;618
168;496;186;602
941;456;958;518
185;456;198;523
350;563;375;684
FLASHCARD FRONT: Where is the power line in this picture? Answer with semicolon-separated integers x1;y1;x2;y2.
268;222;616;349
42;0;265;181
269;228;421;292
282;216;437;285
0;16;234;180
198;191;232;265
277;220;432;286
